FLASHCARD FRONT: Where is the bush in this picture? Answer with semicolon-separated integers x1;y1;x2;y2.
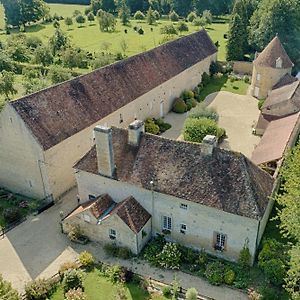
198;250;208;266
153;10;160;20
185;287;198;300
201;72;210;85
169;11;179;22
188;103;219;121
187;11;197;22
119;267;134;283
258;99;265;110
134;10;145;20
0;274;20;300
62;269;83;293
145;118;160;135
25;278;56;300
154;118;171;133
209;61;222;75
79;251;94;268
3;207;22;224
59;261;79;277
26;36;42;49
259;285;281;300
143;235;166;266
160;24;177;35
238;245;251;268
243;75;250;83
182;90;194;100
193;17;206;27
177;21;189;32
224;267;235;285
183;117;225;143
180;246;198;265
157;243;181;269
137;28;144;35
65;288;85;300
205;261;225;285
162;286;172;297
172;97;187;113
67;225;81;241
261;258;286;286
105;265;122;283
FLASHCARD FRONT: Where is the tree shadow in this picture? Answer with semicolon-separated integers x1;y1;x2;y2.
24;24;46;33
205;27;215;31
88;23;96;27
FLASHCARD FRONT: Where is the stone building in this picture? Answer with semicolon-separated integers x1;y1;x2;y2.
250;36;294;100
63;121;275;264
0;30;217;200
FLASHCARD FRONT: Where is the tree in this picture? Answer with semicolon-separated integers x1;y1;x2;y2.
61;48;87;69
146;7;156;25
202;10;212;25
87;12;95;23
160;24;178;35
134;10;145;20
97;10;116;32
0;274;19;300
153;10;160;20
0;52;13;72
0;71;17;100
34;45;53;67
90;0;116;14
169;0;193;17
65;17;73;29
226;13;247;61
120;39;128;54
177;21;189;33
48;65;72;84
49;29;70;55
22;77;49;95
187;11;197;22
118;0;131;26
185;288;198;300
75;14;86;27
169;10;179;22
249;0;300;68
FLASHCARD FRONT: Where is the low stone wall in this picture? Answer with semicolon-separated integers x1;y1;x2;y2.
233;61;253;75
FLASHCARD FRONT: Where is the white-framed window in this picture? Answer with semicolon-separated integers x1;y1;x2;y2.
180;223;187;234
215;233;226;250
180;203;188;210
83;214;90;223
162;216;172;231
88;194;96;200
109;229;116;239
256;73;261;81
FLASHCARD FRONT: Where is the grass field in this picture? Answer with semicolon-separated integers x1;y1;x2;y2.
50;268;167;300
0;4;228;60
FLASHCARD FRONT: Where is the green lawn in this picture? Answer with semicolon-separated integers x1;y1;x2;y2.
50;269;167;300
0;4;228;60
198;75;249;101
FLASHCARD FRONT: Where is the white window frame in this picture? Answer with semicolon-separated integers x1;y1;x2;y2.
109;229;116;239
162;216;172;231
256;73;261;81
88;194;96;200
180;203;188;210
180;223;187;234
216;233;226;249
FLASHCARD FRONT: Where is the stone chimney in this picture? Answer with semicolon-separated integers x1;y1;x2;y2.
94;125;115;178
128;120;144;146
202;135;217;155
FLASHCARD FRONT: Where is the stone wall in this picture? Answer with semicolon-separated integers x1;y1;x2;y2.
75;170;260;264
233;61;253;75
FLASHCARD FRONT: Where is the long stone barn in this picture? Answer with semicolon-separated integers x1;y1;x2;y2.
0;30;217;200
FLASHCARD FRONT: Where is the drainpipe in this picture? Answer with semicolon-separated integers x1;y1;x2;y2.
150;181;154;237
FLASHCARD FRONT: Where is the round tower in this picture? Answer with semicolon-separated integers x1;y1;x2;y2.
250;36;294;99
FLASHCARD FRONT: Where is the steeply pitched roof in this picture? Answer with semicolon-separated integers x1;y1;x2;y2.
75;128;274;220
273;73;297;90
251;113;299;165
10;30;217;150
262;79;300;117
111;196;151;233
254;36;293;69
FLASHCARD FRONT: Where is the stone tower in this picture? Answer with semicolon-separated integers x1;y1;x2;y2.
250;36;294;99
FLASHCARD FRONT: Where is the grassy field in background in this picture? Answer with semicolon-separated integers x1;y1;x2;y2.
0;4;228;60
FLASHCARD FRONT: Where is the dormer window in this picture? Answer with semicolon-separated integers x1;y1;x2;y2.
276;57;282;68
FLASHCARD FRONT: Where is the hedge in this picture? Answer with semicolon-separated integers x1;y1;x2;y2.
45;0;90;4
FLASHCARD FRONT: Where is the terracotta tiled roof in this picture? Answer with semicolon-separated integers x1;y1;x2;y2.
75;128;274;220
273;74;297;90
10;30;217;150
251;113;299;165
255;113;280;133
111;196;151;233
262;79;300;117
254;36;293;69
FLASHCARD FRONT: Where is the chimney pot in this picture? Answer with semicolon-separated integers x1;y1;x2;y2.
202;135;217;155
128;120;144;146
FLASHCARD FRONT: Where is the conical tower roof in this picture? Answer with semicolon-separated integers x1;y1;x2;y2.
254;36;293;69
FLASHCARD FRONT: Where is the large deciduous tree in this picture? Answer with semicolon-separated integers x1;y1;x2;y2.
0;71;17;100
117;0;131;25
249;0;300;68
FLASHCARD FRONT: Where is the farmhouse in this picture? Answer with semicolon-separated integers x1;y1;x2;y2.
0;30;217;200
63;121;274;263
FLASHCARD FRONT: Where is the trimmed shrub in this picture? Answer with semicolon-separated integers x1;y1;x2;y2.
209;61;222;75
157;243;181;269
25;278;56;300
185;287;198;300
188;103;219;121
137;27;144;35
187;11;197;22
134;10;145;20
238;245;251;268
105;265;123;283
224;267;235;285
3;207;21;224
59;261;79;277
193;17;206;27
160;24;177;35
62;269;83;293
183;117;225;143
201;72;210;85
153;10;160;20
65;288;85;300
154;118;171;133
79;251;94;268
205;261;225;285
177;21;189;32
145;118;160;135
243;75;250;83
162;286;172;297
182;90;194;100
67;225;81;241
172;98;187;113
169;11;179;22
